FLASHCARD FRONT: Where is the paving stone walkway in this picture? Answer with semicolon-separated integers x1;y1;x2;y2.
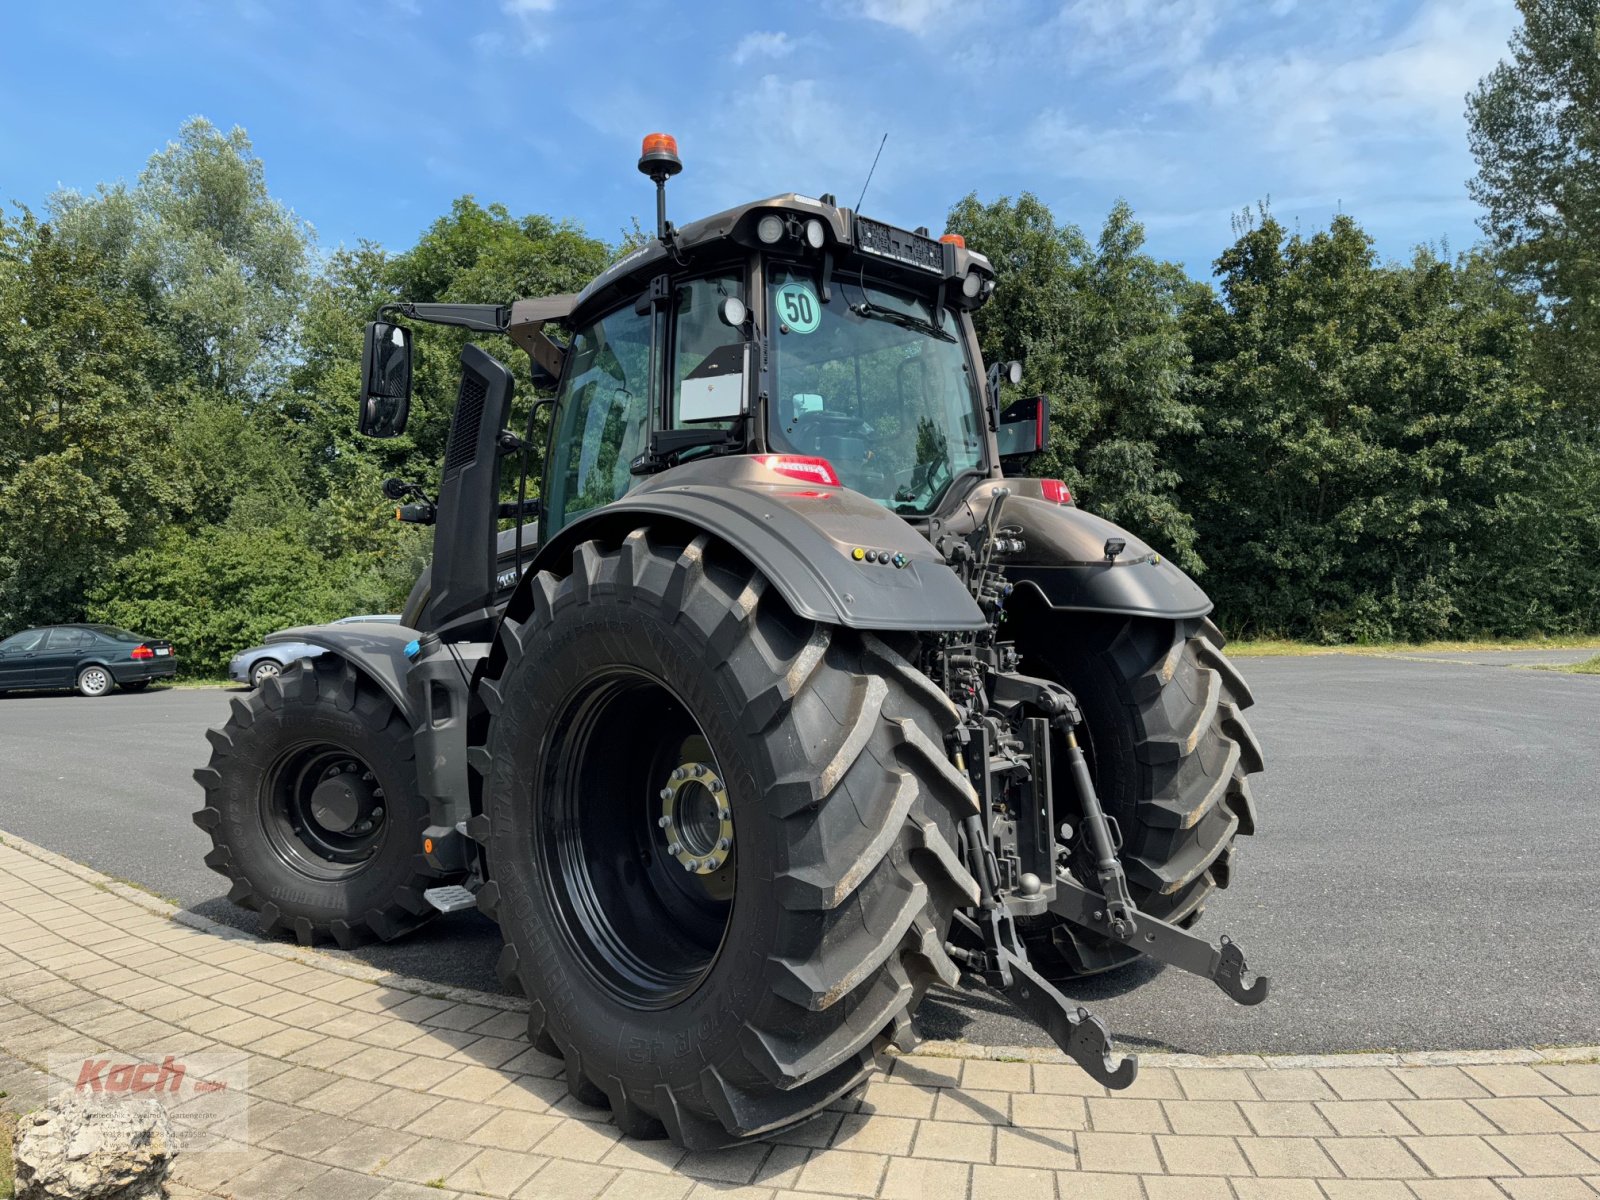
2;832;1599;1200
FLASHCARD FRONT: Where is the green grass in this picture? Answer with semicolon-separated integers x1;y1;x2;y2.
1227;634;1600;658
1541;652;1600;675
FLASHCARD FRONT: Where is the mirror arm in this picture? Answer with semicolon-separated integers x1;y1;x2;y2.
379;302;510;334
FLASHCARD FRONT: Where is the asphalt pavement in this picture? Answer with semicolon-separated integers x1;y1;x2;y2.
2;647;1597;1057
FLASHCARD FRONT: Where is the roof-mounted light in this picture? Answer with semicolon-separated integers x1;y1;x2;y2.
757;214;785;244
638;132;682;178
805;218;826;249
940;233;966;248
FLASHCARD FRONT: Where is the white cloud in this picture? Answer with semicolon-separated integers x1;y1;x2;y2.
850;0;958;34
495;0;556;52
732;31;797;65
1048;0;1226;77
1171;0;1512;186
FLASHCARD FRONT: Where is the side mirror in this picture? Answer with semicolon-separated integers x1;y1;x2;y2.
359;321;413;437
996;393;1050;461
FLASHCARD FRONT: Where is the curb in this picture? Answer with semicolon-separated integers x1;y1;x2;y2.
6;827;1597;1073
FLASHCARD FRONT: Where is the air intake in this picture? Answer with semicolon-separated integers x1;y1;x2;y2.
443;374;488;476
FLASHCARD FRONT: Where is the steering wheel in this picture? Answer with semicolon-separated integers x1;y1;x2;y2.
788;410;865;454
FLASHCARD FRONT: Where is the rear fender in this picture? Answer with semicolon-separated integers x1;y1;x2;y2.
527;456;987;632
974;479;1213;619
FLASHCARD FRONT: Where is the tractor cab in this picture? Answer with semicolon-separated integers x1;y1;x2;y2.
363;134;1049;552
505;135;1046;538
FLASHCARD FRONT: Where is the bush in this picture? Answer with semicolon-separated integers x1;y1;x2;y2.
88;525;382;676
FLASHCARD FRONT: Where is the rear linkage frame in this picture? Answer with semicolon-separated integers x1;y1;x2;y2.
930;489;1268;1090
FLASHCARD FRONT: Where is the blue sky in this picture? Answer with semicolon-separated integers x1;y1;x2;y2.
1;0;1519;278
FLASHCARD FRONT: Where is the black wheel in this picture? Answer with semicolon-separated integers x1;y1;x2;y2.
1016;613;1262;977
475;529;979;1148
250;658;285;689
192;657;450;947
121;680;151;692
76;665;114;697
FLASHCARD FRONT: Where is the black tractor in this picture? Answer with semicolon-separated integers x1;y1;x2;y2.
195;134;1266;1148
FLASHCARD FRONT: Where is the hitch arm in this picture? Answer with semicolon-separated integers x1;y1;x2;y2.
1050;873;1269;1005
950;910;1138;1090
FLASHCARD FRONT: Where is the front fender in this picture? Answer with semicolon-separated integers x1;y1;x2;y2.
266;622;421;725
531;456;987;633
983;480;1213;620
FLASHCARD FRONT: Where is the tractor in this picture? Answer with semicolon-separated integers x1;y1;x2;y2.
195;134;1266;1148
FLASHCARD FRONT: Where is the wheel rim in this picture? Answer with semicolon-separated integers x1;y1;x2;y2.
259;743;389;881
80;668;109;695
254;662;281;684
538;669;735;1010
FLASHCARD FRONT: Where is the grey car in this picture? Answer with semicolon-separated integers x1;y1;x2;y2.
228;615;401;688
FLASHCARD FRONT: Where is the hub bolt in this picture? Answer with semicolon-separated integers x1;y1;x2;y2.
692;763;705;777
667;842;682;855
717;807;730;821
657;815;671;828
709;779;724;793
659;787;673;801
716;838;730;852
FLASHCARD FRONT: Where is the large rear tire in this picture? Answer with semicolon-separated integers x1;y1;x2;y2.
474;529;980;1148
192;658;447;947
1020;615;1262;977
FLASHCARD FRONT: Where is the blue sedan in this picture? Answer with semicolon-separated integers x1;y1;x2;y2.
228;615;401;688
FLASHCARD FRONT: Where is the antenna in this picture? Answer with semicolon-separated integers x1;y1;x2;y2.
854;133;888;212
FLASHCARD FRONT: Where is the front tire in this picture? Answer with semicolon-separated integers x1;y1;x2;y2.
76;666;113;697
475;529;980;1148
192;658;447;947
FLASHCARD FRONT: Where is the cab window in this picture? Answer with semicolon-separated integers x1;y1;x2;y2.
671;274;746;428
544;304;654;534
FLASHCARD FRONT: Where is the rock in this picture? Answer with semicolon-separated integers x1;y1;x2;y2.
13;1095;176;1200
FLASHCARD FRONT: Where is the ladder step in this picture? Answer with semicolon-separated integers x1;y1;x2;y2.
423;885;477;914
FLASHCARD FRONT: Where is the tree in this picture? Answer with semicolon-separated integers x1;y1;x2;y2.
1181;211;1560;640
1467;0;1600;404
51;119;311;396
946;194;1202;566
0;207;183;629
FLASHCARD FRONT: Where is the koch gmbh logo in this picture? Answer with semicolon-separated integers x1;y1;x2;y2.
51;1050;249;1153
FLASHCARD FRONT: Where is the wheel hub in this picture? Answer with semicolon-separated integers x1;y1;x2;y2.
659;762;733;875
309;771;375;833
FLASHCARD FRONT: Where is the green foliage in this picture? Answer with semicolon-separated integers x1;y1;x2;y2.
88;525;376;675
1181;213;1568;640
1468;0;1600;406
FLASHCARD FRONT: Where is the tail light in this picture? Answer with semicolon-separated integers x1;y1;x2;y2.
130;645;154;660
755;455;842;487
1040;479;1073;505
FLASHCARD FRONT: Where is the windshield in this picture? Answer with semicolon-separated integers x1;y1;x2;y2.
766;265;984;514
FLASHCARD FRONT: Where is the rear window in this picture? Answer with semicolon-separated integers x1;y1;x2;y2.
81;624;143;641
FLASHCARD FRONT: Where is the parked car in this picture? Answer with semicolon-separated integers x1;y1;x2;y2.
0;624;177;697
228;615;402;688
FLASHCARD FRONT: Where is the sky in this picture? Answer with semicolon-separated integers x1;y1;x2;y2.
0;0;1522;279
